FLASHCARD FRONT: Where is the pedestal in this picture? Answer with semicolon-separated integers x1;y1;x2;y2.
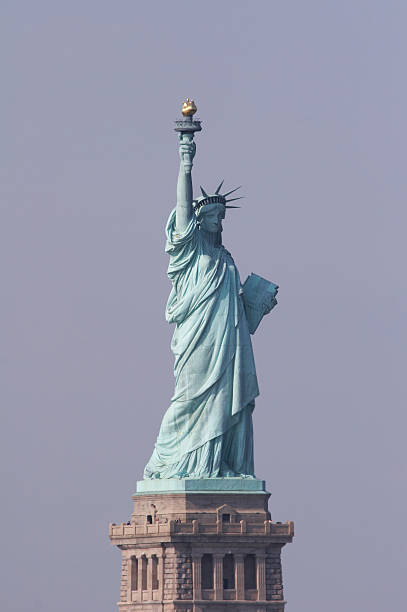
109;478;293;612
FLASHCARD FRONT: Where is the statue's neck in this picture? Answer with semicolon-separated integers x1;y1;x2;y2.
200;229;222;247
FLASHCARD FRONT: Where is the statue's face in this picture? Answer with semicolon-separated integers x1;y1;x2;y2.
199;204;225;233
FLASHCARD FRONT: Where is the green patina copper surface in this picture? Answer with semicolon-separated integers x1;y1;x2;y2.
136;478;267;494
143;106;278;481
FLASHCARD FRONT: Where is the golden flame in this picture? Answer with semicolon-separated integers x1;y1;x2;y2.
181;98;197;117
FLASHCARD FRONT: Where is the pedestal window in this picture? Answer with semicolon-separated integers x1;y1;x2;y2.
141;555;148;591
244;554;256;589
223;554;235;589
201;554;214;589
130;556;138;591
151;555;159;590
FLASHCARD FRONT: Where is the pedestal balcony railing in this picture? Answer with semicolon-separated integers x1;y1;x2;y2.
110;519;294;539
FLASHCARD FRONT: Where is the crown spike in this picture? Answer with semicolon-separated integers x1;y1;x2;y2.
225;205;241;209
225;196;244;203
222;185;242;198
215;179;224;194
200;186;209;198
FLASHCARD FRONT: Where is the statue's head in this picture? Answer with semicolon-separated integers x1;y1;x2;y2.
198;202;225;233
193;181;242;234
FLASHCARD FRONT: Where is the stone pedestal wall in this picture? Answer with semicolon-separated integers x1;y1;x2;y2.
110;484;293;612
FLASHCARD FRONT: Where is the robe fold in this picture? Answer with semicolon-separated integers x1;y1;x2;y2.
143;209;259;479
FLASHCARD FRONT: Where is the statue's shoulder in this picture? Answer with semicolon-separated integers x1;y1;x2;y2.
166;220;200;262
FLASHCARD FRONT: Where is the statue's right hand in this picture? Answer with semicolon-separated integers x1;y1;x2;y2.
178;138;196;163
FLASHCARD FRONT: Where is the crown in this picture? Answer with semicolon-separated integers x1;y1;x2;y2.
192;181;243;215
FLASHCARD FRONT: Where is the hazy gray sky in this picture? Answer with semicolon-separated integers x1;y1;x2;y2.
1;2;406;611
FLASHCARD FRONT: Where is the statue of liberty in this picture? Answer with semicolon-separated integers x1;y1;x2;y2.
144;100;278;480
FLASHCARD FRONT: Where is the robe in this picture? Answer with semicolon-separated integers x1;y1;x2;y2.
143;209;259;479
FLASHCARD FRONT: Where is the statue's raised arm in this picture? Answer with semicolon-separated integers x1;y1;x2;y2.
175;134;195;232
173;98;201;232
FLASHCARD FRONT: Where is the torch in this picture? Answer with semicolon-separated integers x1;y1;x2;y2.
174;98;202;173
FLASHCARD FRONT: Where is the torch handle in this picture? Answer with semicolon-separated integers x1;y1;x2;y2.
179;132;194;174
